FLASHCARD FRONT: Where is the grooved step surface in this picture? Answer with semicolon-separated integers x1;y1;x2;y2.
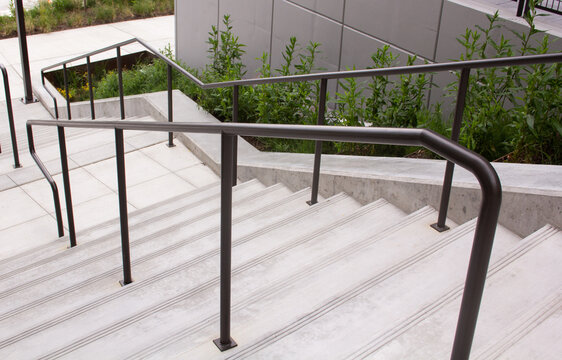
0;178;557;360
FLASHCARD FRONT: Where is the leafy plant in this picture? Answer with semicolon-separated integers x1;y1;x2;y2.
450;1;561;163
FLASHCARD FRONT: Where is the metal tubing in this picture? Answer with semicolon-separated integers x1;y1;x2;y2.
26;124;64;237
63;64;71;120
116;47;125;120
115;128;132;285
231;85;239;185
14;0;33;103
87;56;95;119
29;119;502;358
167;64;174;147
57;126;76;247
214;133;238;351
516;0;526;16
1;64;21;168
308;78;328;206
433;68;471;232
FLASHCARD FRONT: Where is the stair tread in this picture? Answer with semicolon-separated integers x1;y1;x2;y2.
0;192;368;358
33;202;416;359
345;225;561;360
0;182;289;307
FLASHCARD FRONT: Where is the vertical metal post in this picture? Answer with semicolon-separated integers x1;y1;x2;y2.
213;133;237;352
231;85;239;186
27;124;64;237
115;128;133;285
87;56;95;119
1;65;21;168
167;64;175;147
308;78;328;206
116;47;125;120
516;0;527;16
42;71;59;119
14;0;33;104
63;64;71;120
432;68;471;232
57;126;76;247
450;176;502;360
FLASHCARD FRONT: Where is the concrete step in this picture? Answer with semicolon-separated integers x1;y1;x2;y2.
472;290;561;360
221;221;519;360
0;181;290;312
0;179;261;279
56;201;415;359
0;192;365;358
345;225;560;360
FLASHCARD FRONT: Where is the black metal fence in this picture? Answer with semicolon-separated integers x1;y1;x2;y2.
1;64;21;169
27;118;502;360
515;0;562;16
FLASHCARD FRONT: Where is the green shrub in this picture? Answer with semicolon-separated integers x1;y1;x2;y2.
131;0;155;17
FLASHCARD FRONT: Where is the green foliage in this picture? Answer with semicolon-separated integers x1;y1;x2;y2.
450;1;561;163
252;37;322;152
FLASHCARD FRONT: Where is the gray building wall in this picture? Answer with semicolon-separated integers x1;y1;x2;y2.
175;0;560;107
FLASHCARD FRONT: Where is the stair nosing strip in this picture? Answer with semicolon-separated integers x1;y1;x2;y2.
35;198;400;359
344;225;560;359
0;183;284;300
0;188;318;334
123;206;435;359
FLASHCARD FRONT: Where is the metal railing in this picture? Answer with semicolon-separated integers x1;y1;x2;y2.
40;41;561;242
514;0;562;16
27;118;502;360
1;64;21;169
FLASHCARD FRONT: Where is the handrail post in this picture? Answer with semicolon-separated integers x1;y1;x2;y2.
167;64;175;147
231;85;239;186
57;126;76;247
14;0;33;104
450;166;502;359
27;124;64;237
115;128;133;285
42;70;59;119
63;64;71;120
213;132;238;352
1;65;21;168
116;47;125;120
432;68;471;232
308;78;328;206
87;56;95;119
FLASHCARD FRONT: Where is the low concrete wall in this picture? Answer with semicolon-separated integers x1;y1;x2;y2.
144;90;561;238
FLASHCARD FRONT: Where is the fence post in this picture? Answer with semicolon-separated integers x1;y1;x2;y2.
432;67;471;232
115;128;133;285
87;56;95;119
231;85;239;186
1;65;21;168
167;64;175;147
308;78;328;206
14;0;33;103
63;64;71;120
213;132;238;351
57;126;76;247
116;47;125;120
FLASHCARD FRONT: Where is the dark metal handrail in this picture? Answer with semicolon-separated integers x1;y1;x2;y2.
38;37;561;235
27;118;501;360
1;64;21;168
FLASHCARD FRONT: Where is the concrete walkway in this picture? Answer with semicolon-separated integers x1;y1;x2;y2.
0;16;221;259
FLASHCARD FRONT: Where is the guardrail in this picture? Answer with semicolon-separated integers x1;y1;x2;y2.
27;118;502;359
514;0;561;16
1;64;21;169
39;38;562;241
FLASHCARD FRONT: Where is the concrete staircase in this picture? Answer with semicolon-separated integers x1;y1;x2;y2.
0;176;559;359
